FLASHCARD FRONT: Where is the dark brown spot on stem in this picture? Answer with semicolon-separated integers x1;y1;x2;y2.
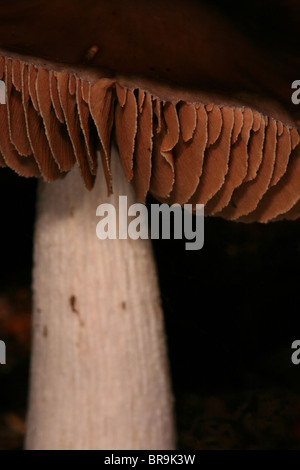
69;295;85;327
70;294;78;314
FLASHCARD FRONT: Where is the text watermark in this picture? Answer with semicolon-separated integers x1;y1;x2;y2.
0;80;5;104
96;197;204;250
0;340;6;365
291;340;300;365
292;80;300;105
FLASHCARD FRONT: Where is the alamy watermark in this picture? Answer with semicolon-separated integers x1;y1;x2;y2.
291;80;300;105
96;197;204;250
0;79;5;104
0;340;6;365
291;340;300;365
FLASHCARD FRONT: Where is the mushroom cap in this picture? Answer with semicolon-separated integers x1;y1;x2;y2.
0;0;299;222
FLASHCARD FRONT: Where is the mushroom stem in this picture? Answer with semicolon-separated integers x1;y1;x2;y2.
25;145;175;450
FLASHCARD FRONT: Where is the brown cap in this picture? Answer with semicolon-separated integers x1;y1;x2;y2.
0;0;299;222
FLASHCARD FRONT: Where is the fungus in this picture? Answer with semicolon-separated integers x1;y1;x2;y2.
0;0;299;450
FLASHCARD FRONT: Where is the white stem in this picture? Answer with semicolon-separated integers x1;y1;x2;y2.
25;146;175;450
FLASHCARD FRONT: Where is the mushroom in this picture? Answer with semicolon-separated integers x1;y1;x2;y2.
0;0;299;450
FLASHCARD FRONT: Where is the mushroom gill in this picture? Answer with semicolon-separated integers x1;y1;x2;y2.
0;53;299;223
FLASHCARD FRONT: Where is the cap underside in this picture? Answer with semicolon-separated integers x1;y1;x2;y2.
0;0;299;222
